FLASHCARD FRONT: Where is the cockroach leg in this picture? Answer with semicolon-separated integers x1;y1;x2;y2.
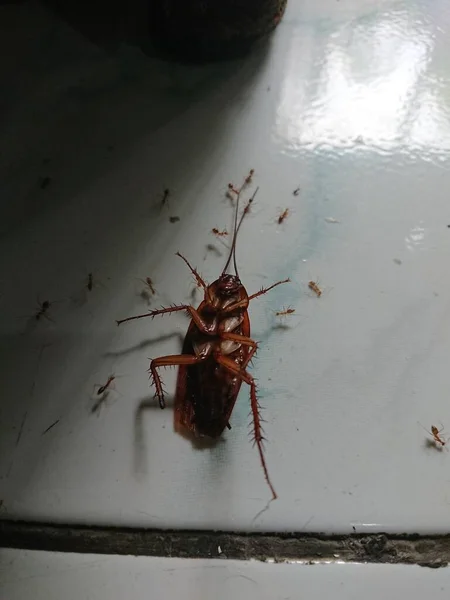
220;332;258;355
176;252;207;289
117;304;217;334
215;352;277;500
219;278;290;315
149;353;207;409
248;278;290;301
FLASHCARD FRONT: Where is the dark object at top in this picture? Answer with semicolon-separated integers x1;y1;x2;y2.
150;0;288;63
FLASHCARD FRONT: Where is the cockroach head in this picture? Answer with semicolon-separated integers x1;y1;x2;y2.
217;273;241;296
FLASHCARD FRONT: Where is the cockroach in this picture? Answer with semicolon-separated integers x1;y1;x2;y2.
308;280;322;298
96;375;116;396
169;216;180;223
274;307;295;317
421;423;447;448
116;175;290;499
212;228;228;237
277;208;289;224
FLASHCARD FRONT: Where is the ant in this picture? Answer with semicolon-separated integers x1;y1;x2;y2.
227;183;240;196
226;169;255;200
308;280;322;297
421;423;447;448
160;188;170;210
293;187;300;196
244;168;254;186
241;187;259;218
277;208;289;224
35;299;56;321
84;272;105;293
139;277;156;295
95;375;116;396
212;228;228;237
86;272;94;292
274;307;295;317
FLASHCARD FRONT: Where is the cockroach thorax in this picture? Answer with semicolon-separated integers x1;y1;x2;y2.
217;274;241;295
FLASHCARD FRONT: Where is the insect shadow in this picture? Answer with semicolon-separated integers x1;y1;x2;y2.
424;437;446;452
270;322;293;332
204;243;223;259
133;394;222;477
104;332;184;358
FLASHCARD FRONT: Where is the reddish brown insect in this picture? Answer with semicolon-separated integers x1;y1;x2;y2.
227;183;240;196
308;280;322;297
241;186;258;218
422;424;447;448
275;307;295;317
277;208;289;224
95;375;116;396
139;277;156;295
244;168;254;186
116;175;289;499
227;169;254;199
212;228;228;237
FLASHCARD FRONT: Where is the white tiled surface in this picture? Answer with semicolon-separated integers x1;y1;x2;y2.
1;549;450;600
2;0;450;533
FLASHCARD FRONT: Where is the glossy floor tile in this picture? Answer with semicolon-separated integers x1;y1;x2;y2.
1;549;450;600
2;0;450;533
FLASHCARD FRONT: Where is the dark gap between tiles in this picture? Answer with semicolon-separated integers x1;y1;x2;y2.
1;520;449;568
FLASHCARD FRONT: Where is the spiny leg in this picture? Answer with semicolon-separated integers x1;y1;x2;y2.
221;332;257;350
149;353;206;408
117;304;217;334
221;278;290;314
117;304;188;326
176;252;207;289
248;278;290;301
219;333;258;431
215;353;277;500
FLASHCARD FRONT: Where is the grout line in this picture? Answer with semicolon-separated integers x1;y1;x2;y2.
1;520;450;567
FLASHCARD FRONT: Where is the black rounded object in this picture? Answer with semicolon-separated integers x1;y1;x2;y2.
149;0;288;62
